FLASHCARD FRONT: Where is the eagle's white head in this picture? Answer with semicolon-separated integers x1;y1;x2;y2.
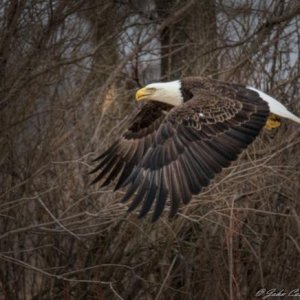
135;80;183;106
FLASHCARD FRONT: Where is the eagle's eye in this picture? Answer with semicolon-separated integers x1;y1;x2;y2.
147;87;156;92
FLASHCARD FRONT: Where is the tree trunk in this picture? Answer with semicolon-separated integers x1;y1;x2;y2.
186;0;218;77
156;0;218;79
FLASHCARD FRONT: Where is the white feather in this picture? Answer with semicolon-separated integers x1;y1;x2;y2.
146;80;183;106
247;86;300;124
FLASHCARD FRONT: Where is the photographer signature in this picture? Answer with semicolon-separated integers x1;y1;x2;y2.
256;288;300;299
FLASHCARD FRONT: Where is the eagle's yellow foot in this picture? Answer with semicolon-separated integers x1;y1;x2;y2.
265;114;281;130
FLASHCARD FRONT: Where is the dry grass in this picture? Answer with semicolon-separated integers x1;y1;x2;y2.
1;96;299;299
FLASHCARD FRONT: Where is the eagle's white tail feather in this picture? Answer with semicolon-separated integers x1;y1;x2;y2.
247;86;300;124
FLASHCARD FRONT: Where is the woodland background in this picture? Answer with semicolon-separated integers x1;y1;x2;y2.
1;0;300;299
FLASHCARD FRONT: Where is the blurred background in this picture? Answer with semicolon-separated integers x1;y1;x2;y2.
1;0;300;299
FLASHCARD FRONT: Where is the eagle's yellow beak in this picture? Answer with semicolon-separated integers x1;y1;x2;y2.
135;87;152;101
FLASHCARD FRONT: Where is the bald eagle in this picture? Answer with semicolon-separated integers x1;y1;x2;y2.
91;77;300;221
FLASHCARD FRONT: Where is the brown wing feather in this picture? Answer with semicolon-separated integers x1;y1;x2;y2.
90;101;172;188
118;88;269;221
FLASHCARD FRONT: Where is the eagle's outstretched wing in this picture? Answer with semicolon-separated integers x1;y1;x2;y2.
91;85;269;221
